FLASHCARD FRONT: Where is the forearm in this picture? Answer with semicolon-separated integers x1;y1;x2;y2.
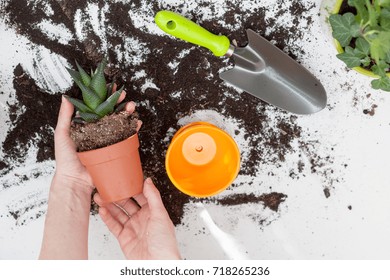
39;174;93;259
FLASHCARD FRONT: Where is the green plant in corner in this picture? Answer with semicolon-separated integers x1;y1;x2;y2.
329;0;390;91
65;58;124;122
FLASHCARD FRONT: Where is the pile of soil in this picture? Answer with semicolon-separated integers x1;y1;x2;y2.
1;0;324;225
70;111;139;152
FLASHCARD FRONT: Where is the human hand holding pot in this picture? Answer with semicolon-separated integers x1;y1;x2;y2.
93;178;182;260
54;89;142;192
40;92;141;259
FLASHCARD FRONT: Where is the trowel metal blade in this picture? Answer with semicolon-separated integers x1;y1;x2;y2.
219;29;327;115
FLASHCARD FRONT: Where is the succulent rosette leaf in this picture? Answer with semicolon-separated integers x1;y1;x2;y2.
65;59;124;122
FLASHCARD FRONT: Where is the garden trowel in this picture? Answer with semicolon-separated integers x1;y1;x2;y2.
155;10;327;115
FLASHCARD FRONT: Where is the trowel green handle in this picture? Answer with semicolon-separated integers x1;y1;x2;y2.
155;10;231;57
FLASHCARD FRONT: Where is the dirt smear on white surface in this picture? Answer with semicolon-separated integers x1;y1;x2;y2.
0;0;342;227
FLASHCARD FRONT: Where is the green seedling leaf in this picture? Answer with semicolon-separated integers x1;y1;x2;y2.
371;76;390;91
329;13;361;47
371;60;390;76
94;86;123;117
64;96;93;113
366;0;378;28
75;61;91;86
370;31;390;62
89;58;107;101
380;8;390;30
380;0;390;8
336;46;365;68
78;112;101;122
355;37;370;55
348;0;369;23
361;56;372;66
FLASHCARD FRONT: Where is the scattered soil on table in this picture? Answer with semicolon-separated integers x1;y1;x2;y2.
2;65;61;167
323;188;331;199
6;192;48;226
1;0;327;226
363;104;378;116
217;192;287;212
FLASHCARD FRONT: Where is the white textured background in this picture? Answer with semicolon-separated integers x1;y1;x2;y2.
1;0;389;259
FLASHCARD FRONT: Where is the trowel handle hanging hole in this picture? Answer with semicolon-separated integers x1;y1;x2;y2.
166;20;176;30
195;146;203;152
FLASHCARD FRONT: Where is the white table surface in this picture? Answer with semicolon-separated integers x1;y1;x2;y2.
1;0;389;260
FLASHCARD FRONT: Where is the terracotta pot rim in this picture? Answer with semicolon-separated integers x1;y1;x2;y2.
78;133;140;165
78;132;139;154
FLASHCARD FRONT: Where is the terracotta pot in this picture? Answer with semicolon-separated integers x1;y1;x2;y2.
78;133;143;203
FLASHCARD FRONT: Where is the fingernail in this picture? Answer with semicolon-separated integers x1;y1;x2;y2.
127;101;136;110
145;177;153;185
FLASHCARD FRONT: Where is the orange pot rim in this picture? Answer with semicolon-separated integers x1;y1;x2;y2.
165;122;240;197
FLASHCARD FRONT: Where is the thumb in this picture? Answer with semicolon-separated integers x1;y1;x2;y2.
54;96;78;165
55;96;74;139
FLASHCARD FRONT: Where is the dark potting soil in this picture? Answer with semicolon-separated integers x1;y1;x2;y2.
70;111;139;152
1;0;330;225
339;0;357;15
217;192;287;212
3;65;61;166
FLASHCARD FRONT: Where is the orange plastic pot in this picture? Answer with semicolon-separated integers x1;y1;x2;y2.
165;122;240;197
78;133;143;203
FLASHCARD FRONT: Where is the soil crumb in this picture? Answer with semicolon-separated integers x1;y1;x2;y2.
363;104;378;116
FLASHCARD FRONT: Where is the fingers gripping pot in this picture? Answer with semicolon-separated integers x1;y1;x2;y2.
64;58;143;203
165;122;240;197
78;134;143;203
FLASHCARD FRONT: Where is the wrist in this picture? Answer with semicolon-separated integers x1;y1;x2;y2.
51;172;94;195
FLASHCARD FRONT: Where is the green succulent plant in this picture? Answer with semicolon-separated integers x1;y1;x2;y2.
65;58;124;122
